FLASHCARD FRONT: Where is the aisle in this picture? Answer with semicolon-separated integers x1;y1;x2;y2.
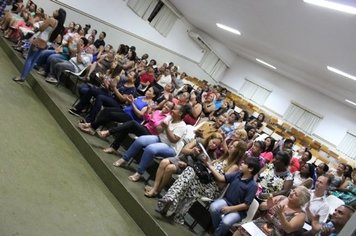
0;44;144;236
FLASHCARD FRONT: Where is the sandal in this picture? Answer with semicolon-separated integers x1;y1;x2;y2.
97;130;110;138
78;122;91;129
113;158;127;167
103;147;116;154
78;125;96;135
144;185;153;192
128;173;142;182
12;77;25;83
144;191;158;198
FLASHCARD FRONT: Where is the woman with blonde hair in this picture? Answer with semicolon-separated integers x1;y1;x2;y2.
235;186;311;236
144;132;224;197
156;140;248;224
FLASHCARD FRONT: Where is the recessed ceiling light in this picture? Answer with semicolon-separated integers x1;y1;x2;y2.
303;0;356;15
216;23;241;35
327;66;356;81
345;99;356;106
256;58;276;69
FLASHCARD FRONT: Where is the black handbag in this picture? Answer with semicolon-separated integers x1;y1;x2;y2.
192;160;213;184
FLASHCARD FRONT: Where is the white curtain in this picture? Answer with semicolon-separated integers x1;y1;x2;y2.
127;0;158;19
284;103;322;134
296;111;321;134
150;5;177;36
239;80;256;99
200;50;219;74
251;86;270;105
239;79;271;105
284;103;304;125
200;50;228;80
210;59;227;80
337;132;356;160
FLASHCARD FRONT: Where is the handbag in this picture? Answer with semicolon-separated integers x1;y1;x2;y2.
192;160;213;184
32;37;47;49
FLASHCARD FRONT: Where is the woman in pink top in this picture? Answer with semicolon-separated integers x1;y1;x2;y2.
260;136;276;164
97;101;174;154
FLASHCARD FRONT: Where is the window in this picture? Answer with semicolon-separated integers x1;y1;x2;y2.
200;50;228;80
127;0;178;36
127;0;158;19
337;131;356;160
283;102;322;134
239;79;271;105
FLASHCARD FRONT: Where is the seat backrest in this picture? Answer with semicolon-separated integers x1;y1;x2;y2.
241;199;259;223
325;195;344;215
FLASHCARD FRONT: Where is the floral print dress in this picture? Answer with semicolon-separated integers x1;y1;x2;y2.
159;160;227;224
257;164;293;196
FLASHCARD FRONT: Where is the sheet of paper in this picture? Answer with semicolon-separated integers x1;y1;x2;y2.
198;142;211;162
241;221;267;236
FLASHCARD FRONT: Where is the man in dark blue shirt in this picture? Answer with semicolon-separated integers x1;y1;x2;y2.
207;157;260;236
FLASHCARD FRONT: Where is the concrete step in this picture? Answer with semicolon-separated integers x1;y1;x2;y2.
0;36;195;236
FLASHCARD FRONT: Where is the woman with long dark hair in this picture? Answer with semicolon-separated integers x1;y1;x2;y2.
13;8;66;82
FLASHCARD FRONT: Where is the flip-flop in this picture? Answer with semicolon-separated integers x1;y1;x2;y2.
144;191;158;198
113;159;127;167
12;77;25;83
144;185;153;192
128;173;142;182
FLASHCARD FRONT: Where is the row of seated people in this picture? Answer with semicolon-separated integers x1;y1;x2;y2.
1;1;186;90
68;70;355;235
2;2;354;235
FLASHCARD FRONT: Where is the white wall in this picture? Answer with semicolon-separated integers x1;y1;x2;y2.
37;0;356;148
221;56;356;147
35;0;217;83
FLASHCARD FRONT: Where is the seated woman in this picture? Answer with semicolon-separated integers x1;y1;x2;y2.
97;101;174;153
84;48;115;80
78;86;159;135
260;136;275;164
219;112;239;136
256;151;294;201
136;66;156;95
225;129;248;145
183;90;202;126
233;110;249;130
293;163;315;189
328;163;347;190
330;168;356;208
201;92;216;117
70;70;137;123
112;104;191;182
155;83;175;108
234;186;311;236
156;140;248;224
245;140;267;169
209;99;229;121
144;133;224;198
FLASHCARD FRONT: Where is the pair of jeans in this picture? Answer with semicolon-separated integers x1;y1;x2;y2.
36;49;55;67
20;44;44;80
209;198;242;236
123;135;176;175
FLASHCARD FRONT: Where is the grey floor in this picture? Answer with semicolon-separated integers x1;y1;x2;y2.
0;46;144;235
